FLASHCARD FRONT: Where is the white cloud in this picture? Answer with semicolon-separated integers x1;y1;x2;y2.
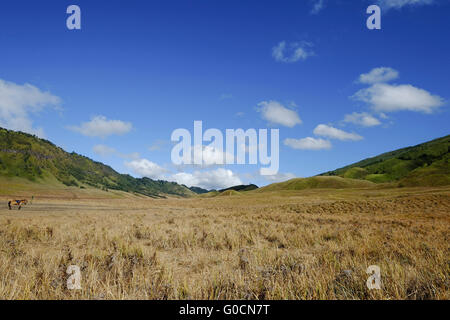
358;67;399;84
377;0;434;10
310;0;325;14
125;158;168;180
353;83;444;114
199;145;232;166
0;78;61;137
126;156;242;189
176;145;234;168
257;100;302;127
343;112;381;127
284;137;332;150
272;41;314;63
313;124;363;141
171;168;242;190
93;144;116;156
69;115;133;138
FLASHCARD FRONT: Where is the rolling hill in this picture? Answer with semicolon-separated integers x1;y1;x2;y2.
1;127;448;198
0;127;194;198
257;176;375;192
320;134;450;187
219;184;258;192
188;186;210;194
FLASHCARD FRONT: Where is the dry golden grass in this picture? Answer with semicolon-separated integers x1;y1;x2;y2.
0;186;449;300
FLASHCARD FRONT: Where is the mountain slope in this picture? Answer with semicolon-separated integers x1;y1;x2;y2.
256;176;375;192
188;186;210;194
0;127;194;197
320;135;450;186
219;184;258;192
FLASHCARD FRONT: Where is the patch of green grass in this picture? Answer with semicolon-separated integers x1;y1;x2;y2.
343;167;368;179
365;174;391;183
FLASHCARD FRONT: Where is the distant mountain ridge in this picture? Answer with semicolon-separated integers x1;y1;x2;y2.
219;184;258;192
0;127;194;198
188;186;210;194
1;127;448;198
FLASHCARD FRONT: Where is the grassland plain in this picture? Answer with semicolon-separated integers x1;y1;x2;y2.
0;185;448;300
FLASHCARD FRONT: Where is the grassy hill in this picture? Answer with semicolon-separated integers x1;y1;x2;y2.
0;127;194;198
197;190;221;198
188;186;210;194
217;189;242;196
257;176;375;192
194;184;259;198
2;127;448;198
219;184;258;192
320;135;450;187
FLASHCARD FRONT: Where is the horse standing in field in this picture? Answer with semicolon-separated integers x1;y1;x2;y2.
8;199;28;210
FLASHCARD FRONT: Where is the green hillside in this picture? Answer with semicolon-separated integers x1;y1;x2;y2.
0;127;194;197
257;176;375;192
320;135;450;186
188;186;210;194
219;184;258;192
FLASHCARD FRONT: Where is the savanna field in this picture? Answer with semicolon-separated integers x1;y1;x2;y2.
0;185;448;300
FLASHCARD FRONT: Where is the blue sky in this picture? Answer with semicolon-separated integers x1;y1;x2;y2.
0;0;449;189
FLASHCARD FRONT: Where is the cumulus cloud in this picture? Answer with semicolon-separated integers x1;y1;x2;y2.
171;168;242;190
257;100;302;127
69;115;133;138
272;41;314;63
125;156;242;190
199;145;234;166
125;158;168;180
0;78;61;137
284;137;332;150
358;67;399;84
377;0;434;10
310;0;325;14
175;145;235;168
343;112;381;127
353;83;444;114
313;124;363;141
